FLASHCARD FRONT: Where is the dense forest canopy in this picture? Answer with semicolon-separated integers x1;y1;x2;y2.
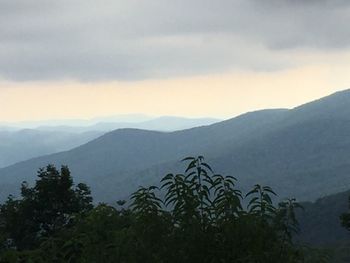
1;156;348;262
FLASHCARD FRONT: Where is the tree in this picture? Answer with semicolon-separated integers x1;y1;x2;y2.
0;157;311;262
0;165;93;250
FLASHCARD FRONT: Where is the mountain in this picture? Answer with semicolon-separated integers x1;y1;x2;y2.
0;109;288;201
0;116;220;168
1;90;350;204
36;116;220;133
134;116;220;131
1;115;220;133
0;125;19;132
0;114;153;129
0;130;103;168
297;189;350;245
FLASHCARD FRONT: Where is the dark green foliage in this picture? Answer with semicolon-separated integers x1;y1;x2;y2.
0;165;93;251
0;157;331;262
340;195;350;231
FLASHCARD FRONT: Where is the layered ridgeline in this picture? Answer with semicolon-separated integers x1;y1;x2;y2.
1;90;350;203
0;116;219;168
35;116;220;133
0;130;102;168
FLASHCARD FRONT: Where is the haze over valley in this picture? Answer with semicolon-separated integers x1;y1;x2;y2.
0;116;219;168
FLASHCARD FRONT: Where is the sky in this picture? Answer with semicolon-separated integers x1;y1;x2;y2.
1;0;350;122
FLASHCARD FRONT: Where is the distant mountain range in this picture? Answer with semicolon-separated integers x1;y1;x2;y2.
0;130;103;168
0;115;220;132
0;116;220;168
35;116;221;133
0;114;153;129
1;90;350;205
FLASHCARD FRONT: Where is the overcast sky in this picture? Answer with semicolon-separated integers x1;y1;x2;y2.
1;0;350;121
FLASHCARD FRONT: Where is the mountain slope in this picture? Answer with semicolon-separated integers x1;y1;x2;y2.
0;130;103;168
0;116;220;168
297;189;350;245
11;116;221;133
2;90;350;203
0;109;289;201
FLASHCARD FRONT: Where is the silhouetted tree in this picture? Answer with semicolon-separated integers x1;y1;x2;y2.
0;165;93;250
0;157;317;262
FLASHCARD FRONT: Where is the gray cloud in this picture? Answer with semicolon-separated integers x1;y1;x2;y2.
0;0;349;81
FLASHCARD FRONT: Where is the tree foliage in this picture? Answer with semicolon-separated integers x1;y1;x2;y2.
0;165;93;252
0;157;328;262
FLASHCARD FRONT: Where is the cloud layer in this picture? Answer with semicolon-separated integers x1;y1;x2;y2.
1;0;350;81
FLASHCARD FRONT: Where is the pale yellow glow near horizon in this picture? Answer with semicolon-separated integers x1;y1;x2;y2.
0;64;349;122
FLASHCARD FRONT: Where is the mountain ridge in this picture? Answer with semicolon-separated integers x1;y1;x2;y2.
1;90;350;203
0;116;220;168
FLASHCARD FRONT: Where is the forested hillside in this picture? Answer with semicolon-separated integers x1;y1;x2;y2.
0;116;219;168
0;157;337;262
1;90;350;203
